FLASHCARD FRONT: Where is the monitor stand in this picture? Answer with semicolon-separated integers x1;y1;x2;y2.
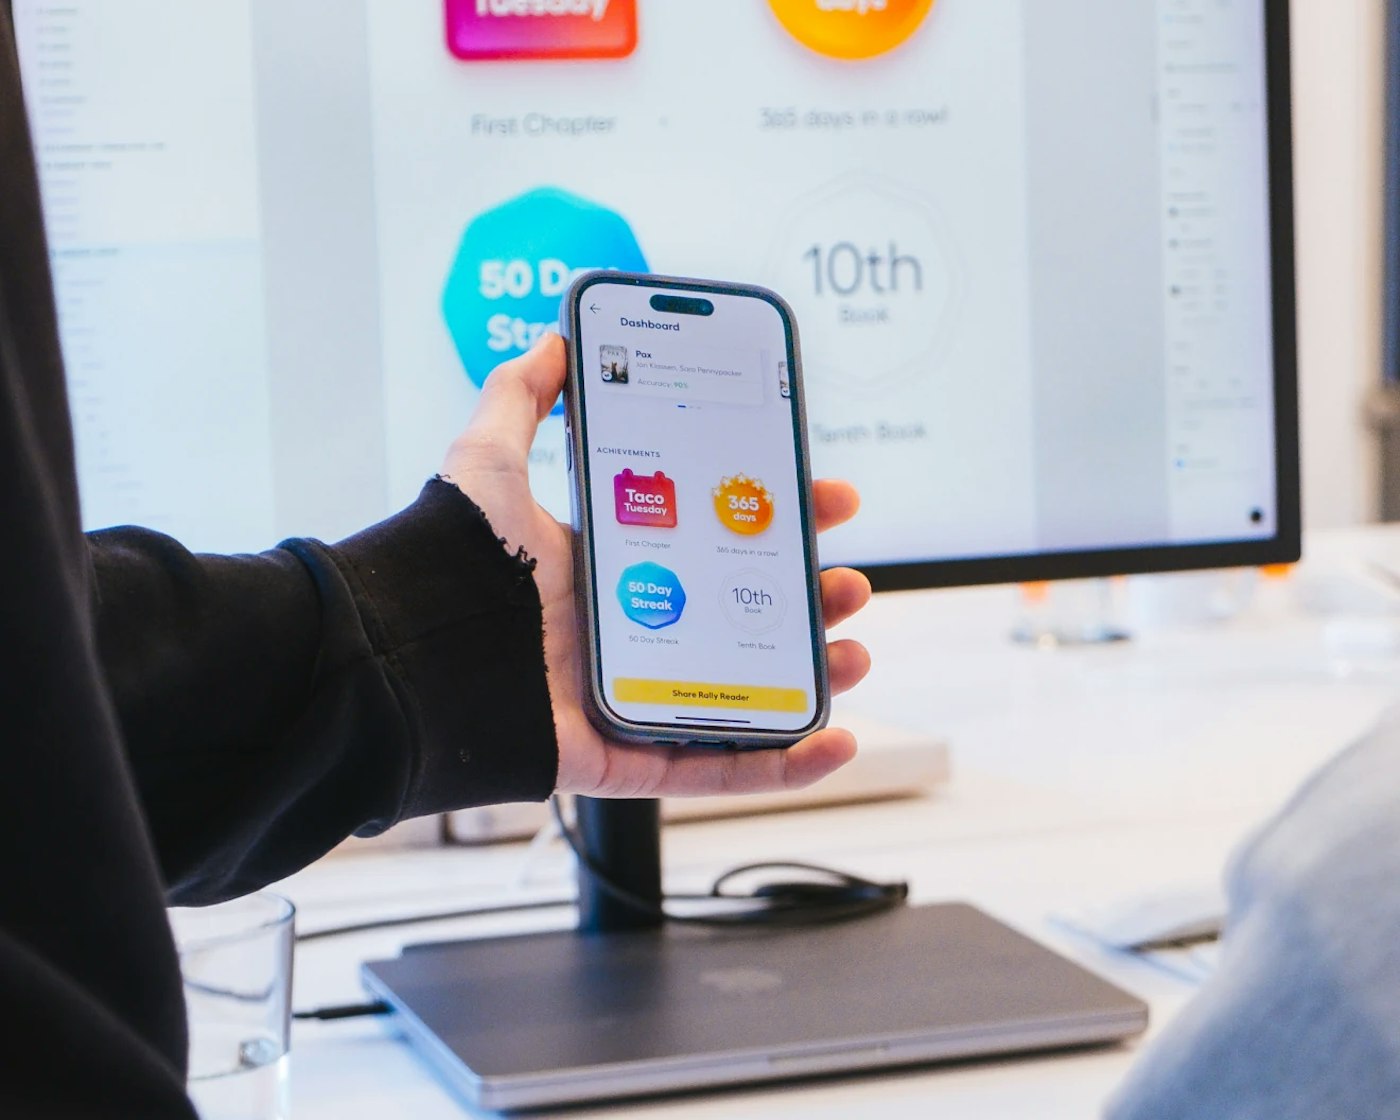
361;799;1148;1112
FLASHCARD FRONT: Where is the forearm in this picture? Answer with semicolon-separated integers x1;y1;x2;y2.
92;479;558;904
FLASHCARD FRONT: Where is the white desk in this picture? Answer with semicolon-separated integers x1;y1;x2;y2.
278;527;1400;1119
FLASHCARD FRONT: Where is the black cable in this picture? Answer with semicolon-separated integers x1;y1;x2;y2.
550;797;907;927
294;896;574;944
294;1001;391;1022
294;800;907;946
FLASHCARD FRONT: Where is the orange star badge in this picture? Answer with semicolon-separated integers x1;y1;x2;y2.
713;474;775;536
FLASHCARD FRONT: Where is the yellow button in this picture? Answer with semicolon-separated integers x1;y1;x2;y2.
613;678;809;714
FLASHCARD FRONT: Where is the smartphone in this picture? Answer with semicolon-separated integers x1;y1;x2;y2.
561;272;829;748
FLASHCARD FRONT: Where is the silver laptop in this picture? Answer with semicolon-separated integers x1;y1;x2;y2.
361;902;1148;1111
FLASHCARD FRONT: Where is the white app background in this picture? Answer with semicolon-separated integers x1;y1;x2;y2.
578;285;821;734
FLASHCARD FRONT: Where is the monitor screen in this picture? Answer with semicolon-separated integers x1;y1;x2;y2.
13;0;1298;587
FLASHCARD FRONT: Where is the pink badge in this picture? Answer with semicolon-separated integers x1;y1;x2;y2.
614;469;678;528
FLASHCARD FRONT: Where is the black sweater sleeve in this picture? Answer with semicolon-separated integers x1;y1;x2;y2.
92;479;560;905
4;8;558;1110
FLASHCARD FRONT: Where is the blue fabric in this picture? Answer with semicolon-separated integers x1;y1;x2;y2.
1108;711;1400;1119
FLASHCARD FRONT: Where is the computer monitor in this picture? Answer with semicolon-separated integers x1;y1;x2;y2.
13;0;1296;1107
13;0;1298;588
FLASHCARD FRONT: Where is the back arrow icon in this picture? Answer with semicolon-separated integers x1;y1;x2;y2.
589;304;600;314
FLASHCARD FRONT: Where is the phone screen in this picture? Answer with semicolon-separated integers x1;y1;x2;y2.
569;276;825;741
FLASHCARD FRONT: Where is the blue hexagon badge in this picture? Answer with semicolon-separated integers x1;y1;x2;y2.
617;562;686;630
443;186;649;414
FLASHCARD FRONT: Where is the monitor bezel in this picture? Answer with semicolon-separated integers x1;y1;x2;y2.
1385;0;1400;388
848;0;1301;594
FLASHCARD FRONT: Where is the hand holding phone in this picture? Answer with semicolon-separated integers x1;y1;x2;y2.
439;330;872;793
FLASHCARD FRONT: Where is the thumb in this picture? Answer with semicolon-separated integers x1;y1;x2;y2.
463;333;567;462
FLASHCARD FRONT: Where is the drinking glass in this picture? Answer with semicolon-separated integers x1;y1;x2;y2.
169;892;295;1120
